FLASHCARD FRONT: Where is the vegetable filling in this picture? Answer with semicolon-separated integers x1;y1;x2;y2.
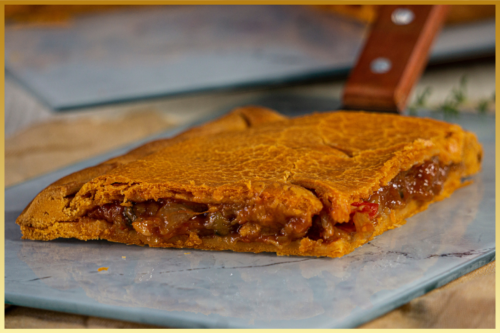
85;158;457;247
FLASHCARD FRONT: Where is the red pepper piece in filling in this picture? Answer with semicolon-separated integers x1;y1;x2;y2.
351;202;379;219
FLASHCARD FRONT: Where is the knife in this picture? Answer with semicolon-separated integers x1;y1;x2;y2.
343;5;449;113
234;5;449;116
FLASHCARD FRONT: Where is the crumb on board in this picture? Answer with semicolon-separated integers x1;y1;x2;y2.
184;252;191;255
98;267;109;272
122;256;126;259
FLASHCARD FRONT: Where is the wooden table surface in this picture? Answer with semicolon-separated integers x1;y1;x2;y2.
5;60;495;328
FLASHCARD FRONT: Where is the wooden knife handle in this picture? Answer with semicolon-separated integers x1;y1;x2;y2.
342;5;449;113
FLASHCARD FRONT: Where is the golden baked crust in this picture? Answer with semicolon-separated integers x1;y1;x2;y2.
16;107;482;258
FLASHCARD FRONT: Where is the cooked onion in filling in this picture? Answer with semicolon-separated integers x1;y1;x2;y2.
85;158;458;247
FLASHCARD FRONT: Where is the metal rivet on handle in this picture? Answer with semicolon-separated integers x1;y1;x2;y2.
391;8;415;25
370;57;392;74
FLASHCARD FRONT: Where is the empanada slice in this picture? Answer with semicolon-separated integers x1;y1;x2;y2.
17;107;482;258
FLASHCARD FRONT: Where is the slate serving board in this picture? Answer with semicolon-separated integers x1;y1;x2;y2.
5;108;495;328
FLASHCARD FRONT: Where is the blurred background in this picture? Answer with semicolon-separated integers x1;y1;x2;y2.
4;5;495;328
